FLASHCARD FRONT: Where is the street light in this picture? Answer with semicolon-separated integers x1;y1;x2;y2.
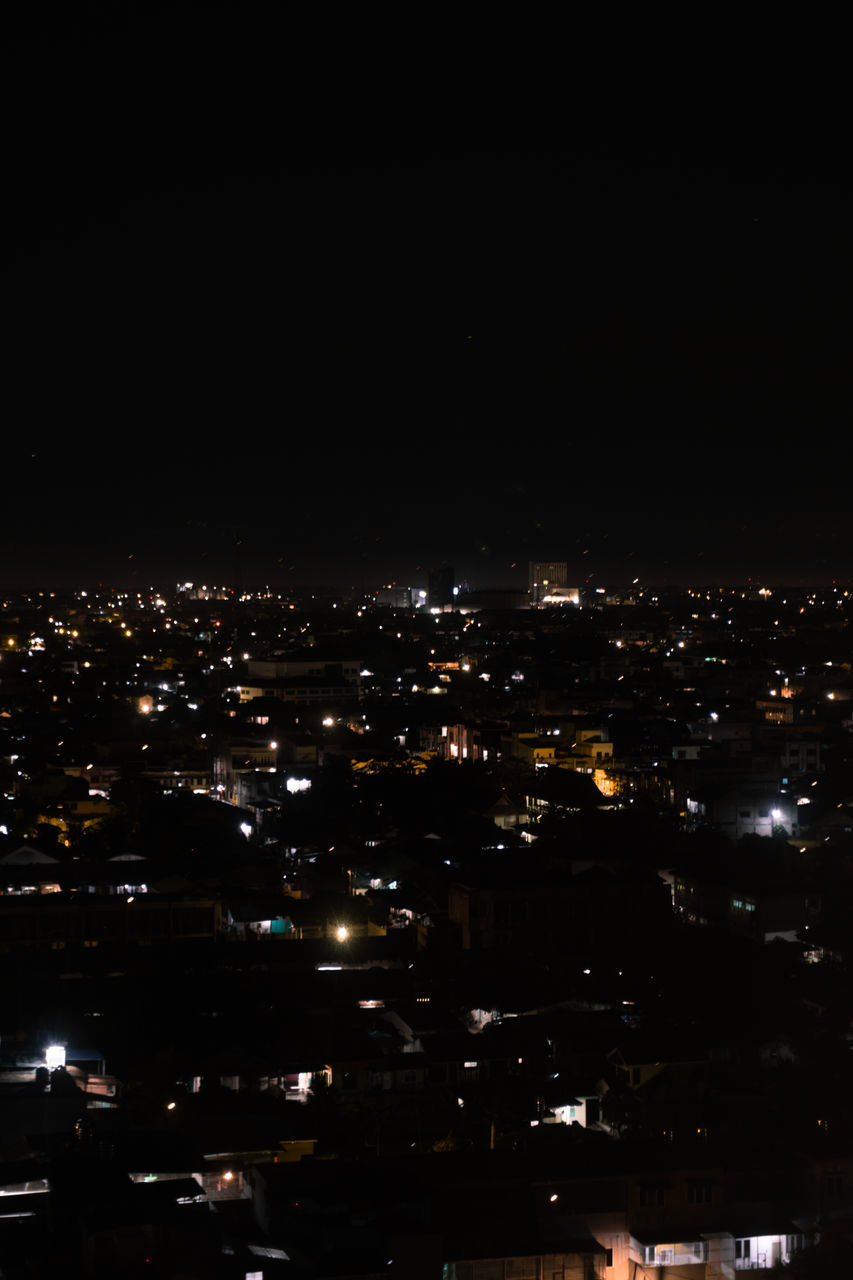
45;1045;65;1070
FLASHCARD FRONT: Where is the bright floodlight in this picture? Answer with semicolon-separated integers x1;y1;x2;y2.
771;809;782;822
45;1045;66;1070
335;926;349;942
240;822;252;838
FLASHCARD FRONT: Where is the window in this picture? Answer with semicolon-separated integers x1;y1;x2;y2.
639;1183;666;1207
687;1179;712;1204
504;1261;540;1280
735;1239;751;1260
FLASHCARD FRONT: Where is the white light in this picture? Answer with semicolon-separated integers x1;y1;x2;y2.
286;777;311;794
269;741;278;750
550;1193;559;1202
335;926;349;942
771;809;782;822
240;823;252;837
45;1045;65;1071
166;1101;176;1111
323;717;334;726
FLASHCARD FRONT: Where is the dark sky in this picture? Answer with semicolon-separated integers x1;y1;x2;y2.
5;11;853;590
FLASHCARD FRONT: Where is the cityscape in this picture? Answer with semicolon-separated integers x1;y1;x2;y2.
6;13;853;1275
0;567;851;1276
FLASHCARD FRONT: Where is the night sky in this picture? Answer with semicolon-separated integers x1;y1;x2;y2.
5;10;852;590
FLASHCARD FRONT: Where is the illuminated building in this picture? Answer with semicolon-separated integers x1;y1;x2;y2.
528;560;577;605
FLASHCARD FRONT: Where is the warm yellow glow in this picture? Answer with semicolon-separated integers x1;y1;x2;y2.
594;768;619;797
335;925;349;942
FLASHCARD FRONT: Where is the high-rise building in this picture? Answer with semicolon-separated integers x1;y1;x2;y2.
528;561;567;605
428;566;455;610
